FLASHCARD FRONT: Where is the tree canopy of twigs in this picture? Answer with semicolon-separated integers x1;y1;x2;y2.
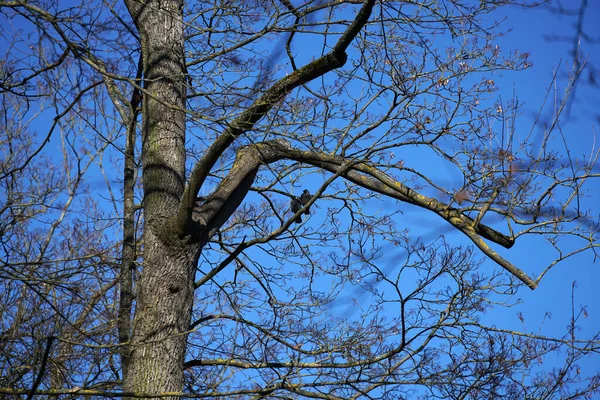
0;0;599;398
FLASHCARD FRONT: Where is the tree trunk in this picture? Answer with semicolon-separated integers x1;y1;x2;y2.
124;228;200;395
123;0;196;395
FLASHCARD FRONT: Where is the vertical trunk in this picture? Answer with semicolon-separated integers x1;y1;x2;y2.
123;0;196;395
124;229;200;395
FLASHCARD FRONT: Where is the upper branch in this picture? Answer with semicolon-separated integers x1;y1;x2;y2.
176;0;376;234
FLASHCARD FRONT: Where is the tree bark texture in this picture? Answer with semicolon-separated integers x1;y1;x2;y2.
123;0;200;395
125;229;200;395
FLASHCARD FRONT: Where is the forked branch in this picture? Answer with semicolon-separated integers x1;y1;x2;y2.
177;0;376;233
194;140;537;289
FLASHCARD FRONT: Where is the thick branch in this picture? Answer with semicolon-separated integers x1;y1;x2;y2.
191;139;535;289
283;148;534;289
291;152;514;247
177;0;376;233
27;337;54;400
192;141;289;243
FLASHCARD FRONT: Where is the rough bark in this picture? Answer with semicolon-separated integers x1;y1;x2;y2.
124;229;201;396
123;0;200;395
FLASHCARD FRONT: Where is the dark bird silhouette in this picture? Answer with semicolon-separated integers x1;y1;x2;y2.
290;197;303;223
300;189;311;214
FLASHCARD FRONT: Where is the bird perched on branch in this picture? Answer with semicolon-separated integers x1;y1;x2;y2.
300;189;311;214
290;197;303;224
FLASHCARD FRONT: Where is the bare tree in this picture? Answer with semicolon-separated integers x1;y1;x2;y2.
0;0;598;398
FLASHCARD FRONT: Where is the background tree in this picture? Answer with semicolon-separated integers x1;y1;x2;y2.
0;0;599;398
